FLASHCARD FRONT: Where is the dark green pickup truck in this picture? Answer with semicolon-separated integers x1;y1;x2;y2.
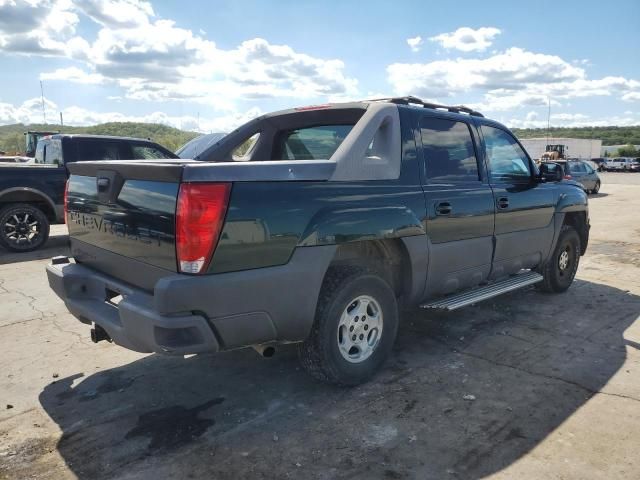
46;97;589;385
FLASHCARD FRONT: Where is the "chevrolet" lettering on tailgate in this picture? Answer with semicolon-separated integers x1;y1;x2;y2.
68;211;167;246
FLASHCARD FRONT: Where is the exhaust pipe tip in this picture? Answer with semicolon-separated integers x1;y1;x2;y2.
91;325;111;344
252;344;276;358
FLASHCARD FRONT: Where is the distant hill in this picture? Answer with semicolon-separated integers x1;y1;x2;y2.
0;122;200;154
2;121;639;156
511;126;640;146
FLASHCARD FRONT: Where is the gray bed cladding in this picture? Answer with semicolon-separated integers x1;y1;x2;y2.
329;102;401;181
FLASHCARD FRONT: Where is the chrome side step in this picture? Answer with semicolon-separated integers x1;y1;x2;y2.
421;271;543;311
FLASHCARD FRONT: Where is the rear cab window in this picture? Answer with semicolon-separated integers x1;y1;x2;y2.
202;106;366;163
274;125;353;160
34;139;63;166
130;144;172;159
77;140;122;161
420;117;480;183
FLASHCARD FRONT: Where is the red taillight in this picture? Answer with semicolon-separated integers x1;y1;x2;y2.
176;182;231;274
564;174;572;180
63;179;70;224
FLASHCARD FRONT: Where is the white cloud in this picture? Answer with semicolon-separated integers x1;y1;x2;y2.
40;66;104;84
506;113;640;129
74;0;154;27
0;96;262;132
0;96;59;124
622;91;640;102
2;0;358;105
551;113;589;121
388;48;584;97
430;27;501;52
387;47;640;111
0;0;87;57
73;30;357;103
525;111;538;121
406;36;423;52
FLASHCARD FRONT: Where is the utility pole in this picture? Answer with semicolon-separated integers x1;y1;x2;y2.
40;81;46;124
60;112;64;127
546;96;551;146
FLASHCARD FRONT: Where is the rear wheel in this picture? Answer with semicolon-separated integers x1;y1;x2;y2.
0;204;50;252
536;225;580;293
298;268;398;386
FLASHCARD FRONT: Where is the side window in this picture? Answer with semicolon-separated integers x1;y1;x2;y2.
35;142;46;164
571;163;586;173
77;140;120;161
482;125;532;182
46;139;63;166
232;132;260;161
131;144;169;159
420;117;480;183
274;125;353;160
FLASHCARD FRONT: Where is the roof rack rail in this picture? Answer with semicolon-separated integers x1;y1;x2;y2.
369;96;484;117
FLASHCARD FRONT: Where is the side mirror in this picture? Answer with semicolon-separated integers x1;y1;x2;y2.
539;162;563;182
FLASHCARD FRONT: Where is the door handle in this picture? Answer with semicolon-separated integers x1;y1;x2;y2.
435;201;452;215
497;197;509;209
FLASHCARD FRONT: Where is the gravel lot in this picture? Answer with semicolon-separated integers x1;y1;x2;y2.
1;172;639;480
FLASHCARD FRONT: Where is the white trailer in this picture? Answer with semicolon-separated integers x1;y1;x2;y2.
519;138;602;161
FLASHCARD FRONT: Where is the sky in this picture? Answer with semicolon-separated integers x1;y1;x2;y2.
0;0;639;132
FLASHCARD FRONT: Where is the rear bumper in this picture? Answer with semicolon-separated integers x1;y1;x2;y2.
46;245;336;355
46;262;220;355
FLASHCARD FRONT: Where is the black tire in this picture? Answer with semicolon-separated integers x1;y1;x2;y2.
298;268;399;386
536;225;580;293
592;181;600;194
0;203;50;252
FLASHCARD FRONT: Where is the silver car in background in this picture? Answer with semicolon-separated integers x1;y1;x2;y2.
562;160;602;194
605;157;640;172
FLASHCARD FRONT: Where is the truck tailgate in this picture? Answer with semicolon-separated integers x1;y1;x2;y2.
66;161;186;281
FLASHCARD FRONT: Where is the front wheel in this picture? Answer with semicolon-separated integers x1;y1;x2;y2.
0;204;50;252
592;181;600;194
536;225;581;293
298;268;399;386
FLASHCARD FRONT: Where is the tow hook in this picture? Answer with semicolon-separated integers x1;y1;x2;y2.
90;325;112;343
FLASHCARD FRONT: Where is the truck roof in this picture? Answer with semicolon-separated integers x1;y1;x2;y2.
44;133;156;143
260;97;485;121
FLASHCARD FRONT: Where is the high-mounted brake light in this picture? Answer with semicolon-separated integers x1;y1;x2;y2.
176;182;231;274
294;104;332;111
63;179;70;224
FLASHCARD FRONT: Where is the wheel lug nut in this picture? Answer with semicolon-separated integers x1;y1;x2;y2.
349;326;354;332
352;335;356;341
354;317;358;322
359;334;364;340
364;325;368;330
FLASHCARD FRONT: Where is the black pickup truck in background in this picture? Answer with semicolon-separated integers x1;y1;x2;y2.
0;134;178;252
47;97;590;385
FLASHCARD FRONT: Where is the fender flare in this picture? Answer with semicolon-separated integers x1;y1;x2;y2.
297;205;424;246
0;186;59;219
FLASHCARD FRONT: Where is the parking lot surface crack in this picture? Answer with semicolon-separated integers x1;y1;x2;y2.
455;348;640;404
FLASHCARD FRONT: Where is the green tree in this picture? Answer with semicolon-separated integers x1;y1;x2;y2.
615;144;639;157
